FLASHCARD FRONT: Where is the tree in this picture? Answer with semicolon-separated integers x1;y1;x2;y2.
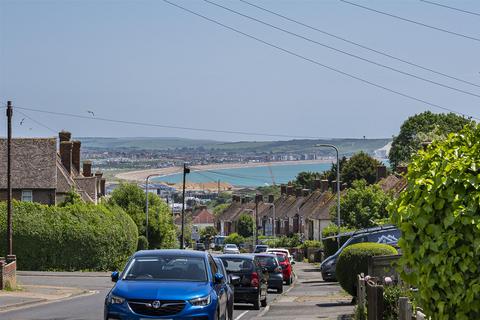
237;213;254;238
333;179;392;229
109;183;178;249
213;203;230;217
388;111;470;169
389;123;480;319
290;171;320;189
325;156;348;183
200;226;218;243
225;233;245;246
341;152;381;186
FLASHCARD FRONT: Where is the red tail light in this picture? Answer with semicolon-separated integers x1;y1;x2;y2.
250;272;259;288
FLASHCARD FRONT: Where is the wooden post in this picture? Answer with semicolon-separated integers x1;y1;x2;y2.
357;275;366;308
367;280;384;320
399;297;412;320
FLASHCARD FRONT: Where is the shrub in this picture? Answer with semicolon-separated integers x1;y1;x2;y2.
137;236;149;251
0;201;138;271
321;224;355;257
301;240;323;249
225;233;245;246
335;243;397;297
390;123;480;319
265;234;301;248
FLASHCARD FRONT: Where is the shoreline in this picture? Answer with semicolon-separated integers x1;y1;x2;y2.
114;159;334;183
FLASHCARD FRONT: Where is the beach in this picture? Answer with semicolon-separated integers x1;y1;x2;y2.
114;159;334;183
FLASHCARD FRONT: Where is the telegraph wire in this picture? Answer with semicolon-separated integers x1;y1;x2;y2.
14;106;334;140
239;0;480;89
420;0;480;17
340;0;480;43
162;0;479;120
16;109;58;133
204;0;480;99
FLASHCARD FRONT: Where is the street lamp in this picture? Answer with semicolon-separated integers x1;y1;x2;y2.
265;203;276;238
316;144;341;248
180;163;190;249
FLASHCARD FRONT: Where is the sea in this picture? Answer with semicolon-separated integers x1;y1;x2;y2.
152;162;333;187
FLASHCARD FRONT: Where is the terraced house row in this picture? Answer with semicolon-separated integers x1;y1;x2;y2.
215;166;407;241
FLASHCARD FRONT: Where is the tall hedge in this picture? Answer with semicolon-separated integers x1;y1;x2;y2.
390;123;480;320
0;201;138;271
322;224;354;257
336;243;397;297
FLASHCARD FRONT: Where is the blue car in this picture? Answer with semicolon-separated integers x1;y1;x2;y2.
105;249;231;320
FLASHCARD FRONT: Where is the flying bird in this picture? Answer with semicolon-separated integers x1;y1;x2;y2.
20;118;26;125
87;110;95;117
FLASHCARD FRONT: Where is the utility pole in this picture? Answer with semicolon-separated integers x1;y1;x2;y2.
6;101;13;256
255;197;259;246
180;163;190;249
217;179;220;195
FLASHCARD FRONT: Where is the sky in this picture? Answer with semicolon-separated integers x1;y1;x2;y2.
1;0;480;141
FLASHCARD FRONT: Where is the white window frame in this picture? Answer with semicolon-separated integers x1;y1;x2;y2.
21;190;33;202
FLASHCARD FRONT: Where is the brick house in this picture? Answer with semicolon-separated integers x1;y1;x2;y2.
0;131;105;205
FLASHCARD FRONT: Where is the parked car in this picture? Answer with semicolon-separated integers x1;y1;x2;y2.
195;242;206;251
223;244;240;254
273;252;293;285
254;244;268;253
214;257;237;320
105;249;230;320
218;254;268;310
320;226;401;281
266;248;293;263
254;254;284;293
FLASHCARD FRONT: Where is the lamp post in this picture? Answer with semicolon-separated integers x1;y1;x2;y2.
180;163;190;249
316;144;341;248
265;203;275;238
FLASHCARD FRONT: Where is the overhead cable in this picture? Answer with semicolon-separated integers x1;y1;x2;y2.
420;0;480;17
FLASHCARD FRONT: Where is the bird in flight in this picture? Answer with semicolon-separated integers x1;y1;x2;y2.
87;110;95;117
20;118;26;125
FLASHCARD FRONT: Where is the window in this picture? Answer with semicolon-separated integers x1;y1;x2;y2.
21;190;33;202
208;255;218;276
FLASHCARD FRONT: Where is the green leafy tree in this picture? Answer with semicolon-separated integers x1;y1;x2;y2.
333;179;392;229
388;111;470;169
225;233;245;246
200;226;218;243
389;123;480;319
109;183;178;249
237;213;254;238
290;171;320;189
325;156;348;183
341;152;381;186
213;203;230;217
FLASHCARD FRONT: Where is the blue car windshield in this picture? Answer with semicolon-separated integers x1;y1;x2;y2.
123;256;208;282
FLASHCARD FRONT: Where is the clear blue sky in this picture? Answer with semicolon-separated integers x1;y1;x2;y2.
1;0;479;141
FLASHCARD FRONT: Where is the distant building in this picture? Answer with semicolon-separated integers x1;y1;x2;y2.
0;131;105;205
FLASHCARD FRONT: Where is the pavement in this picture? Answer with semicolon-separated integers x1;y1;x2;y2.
0;263;353;320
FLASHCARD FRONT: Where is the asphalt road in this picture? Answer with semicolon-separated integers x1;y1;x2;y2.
0;271;284;320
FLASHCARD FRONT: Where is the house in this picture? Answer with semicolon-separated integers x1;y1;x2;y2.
0;131;105;205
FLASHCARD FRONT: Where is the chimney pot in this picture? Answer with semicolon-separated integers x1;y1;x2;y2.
313;179;321;190
59;131;71;142
280;185;287;195
83;160;92;177
321;180;329;192
396;166;408;175
60;141;73;174
72;140;81;173
332;180;342;193
268;194;274;203
295;188;302;197
376;165;387;181
286;186;294;196
100;178;106;197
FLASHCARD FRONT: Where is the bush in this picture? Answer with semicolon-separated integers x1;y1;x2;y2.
300;240;323;249
265;234;301;248
335;243;397;297
390;123;480;319
137;236;149;251
225;233;245;246
321;224;355;257
0;201;138;271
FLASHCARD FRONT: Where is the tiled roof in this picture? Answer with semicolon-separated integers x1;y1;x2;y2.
378;174;407;196
192;208;215;224
0;138;57;189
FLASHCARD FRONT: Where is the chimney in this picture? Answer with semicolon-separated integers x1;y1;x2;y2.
255;194;263;203
72;140;81;173
95;172;103;197
313;179;321;190
321;180;329;192
341;183;348;191
332;180;342;193
280;185;287;195
376;165;387;181
60;141;73;174
286;186;294;196
241;197;247;204
302;189;310;197
396;166;408;175
268;194;274;203
100;178;106;197
296;188;302;197
83;160;92;177
232;195;240;202
59;130;71;142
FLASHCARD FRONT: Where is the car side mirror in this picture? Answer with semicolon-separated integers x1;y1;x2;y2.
214;273;224;284
230;275;240;285
111;271;119;282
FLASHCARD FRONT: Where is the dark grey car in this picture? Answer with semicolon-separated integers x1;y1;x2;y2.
254;254;283;293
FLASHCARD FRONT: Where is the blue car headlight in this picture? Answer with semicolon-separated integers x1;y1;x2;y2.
107;293;126;305
189;294;211;307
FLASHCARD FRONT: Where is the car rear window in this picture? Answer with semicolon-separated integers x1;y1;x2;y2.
275;254;286;262
220;258;254;272
254;256;278;268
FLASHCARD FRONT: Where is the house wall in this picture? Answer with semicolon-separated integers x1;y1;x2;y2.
0;189;55;205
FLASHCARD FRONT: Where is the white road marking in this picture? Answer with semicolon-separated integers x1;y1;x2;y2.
234;310;249;320
257;305;270;317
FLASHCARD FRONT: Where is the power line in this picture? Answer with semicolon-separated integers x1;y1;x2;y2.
16;109;58;133
340;0;480;43
239;0;480;89
162;0;479;120
14;106;334;139
204;0;480;99
420;0;480;17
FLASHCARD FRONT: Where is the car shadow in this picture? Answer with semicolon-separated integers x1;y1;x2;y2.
233;304;256;310
316;301;354;307
302;268;322;273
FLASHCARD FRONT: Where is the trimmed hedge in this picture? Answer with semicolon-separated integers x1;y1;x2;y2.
322;224;355;257
336;243;397;296
0;201;138;271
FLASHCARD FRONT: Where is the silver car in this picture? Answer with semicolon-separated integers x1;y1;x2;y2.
223;243;240;254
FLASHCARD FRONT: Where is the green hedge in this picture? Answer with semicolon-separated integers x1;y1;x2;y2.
335;243;397;297
322;224;355;257
0;201;138;271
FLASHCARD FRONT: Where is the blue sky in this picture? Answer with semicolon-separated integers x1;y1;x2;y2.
1;0;479;141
